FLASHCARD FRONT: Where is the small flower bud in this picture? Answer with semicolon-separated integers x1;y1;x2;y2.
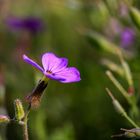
14;99;25;121
0;115;10;123
26;77;48;108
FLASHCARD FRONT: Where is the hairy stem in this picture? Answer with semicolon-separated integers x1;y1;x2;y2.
23;119;28;140
22;104;31;140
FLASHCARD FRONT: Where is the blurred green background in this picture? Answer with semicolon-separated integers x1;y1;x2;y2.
1;0;140;140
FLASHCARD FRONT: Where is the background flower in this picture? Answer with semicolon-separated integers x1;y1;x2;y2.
6;16;44;34
120;28;135;48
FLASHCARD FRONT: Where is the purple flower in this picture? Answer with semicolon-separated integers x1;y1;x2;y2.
6;16;44;34
120;28;135;48
23;52;81;83
22;17;44;33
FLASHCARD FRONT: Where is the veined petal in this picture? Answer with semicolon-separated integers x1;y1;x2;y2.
42;52;68;72
46;67;81;83
52;58;68;73
45;73;66;81
23;54;44;73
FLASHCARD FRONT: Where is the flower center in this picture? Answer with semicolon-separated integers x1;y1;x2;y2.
46;70;55;76
47;70;52;74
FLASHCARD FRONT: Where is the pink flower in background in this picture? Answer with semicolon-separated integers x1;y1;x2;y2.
120;28;135;48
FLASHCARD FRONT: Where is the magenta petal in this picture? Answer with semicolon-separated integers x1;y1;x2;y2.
46;67;81;83
42;52;68;72
45;73;66;81
52;58;68;73
23;54;44;73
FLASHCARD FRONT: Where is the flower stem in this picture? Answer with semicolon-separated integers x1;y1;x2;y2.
22;104;31;140
23;119;28;140
106;71;132;104
106;88;139;128
123;113;139;128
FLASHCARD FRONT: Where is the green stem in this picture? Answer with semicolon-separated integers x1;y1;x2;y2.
130;103;139;118
106;71;131;104
106;88;139;128
23;104;31;140
23;118;28;140
123;113;139;128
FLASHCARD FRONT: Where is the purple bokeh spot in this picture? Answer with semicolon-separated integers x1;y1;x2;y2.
121;28;135;48
6;16;44;34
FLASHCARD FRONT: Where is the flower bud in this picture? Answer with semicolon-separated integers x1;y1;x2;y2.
14;99;25;121
26;76;48;108
0;115;10;123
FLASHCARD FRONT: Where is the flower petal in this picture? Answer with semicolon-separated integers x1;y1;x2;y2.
45;67;81;83
23;54;44;73
45;73;66;81
42;52;68;72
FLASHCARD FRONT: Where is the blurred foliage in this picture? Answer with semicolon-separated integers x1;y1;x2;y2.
1;0;140;140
